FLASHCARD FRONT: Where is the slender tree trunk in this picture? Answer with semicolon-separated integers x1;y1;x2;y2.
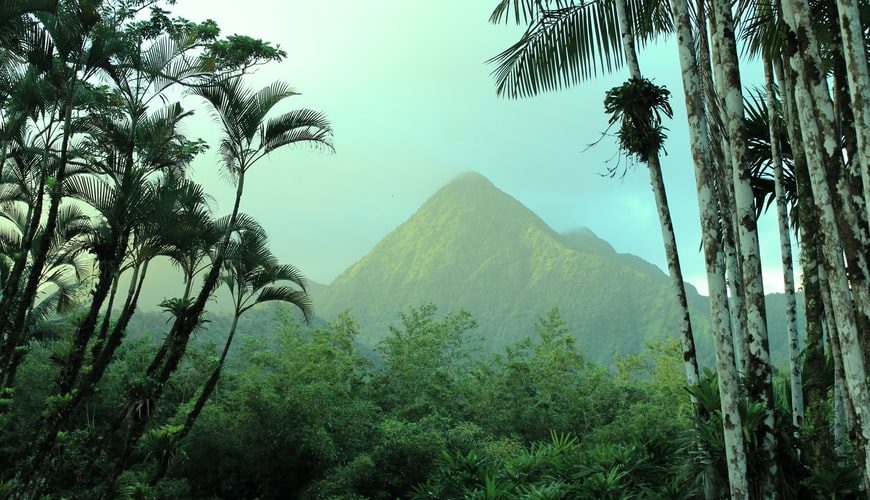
107;173;247;493
57;252;120;394
709;2;777;492
783;0;870;293
0;141;7;187
833;0;870;219
18;259;114;484
765;61;804;426
0;143;50;382
0;135;50;334
151;313;241;485
24;257;148;486
667;0;748;495
782;0;870;481
777;56;833;465
830;45;870;366
834;375;848;458
647;158;700;386
145;274;193;379
93;269;123;356
705;10;749;374
822;265;848;458
93;258;142;362
820;258;867;466
614;0;699;389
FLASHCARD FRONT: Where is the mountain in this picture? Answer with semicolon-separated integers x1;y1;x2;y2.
314;172;718;363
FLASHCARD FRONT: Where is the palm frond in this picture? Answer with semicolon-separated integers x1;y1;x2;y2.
489;0;671;98
246;285;312;322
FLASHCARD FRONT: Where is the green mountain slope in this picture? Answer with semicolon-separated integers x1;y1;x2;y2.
315;172;717;363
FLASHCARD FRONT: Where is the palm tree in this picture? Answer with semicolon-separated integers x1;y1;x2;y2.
16;25;214;485
0;1;120;351
776;55;836;464
706;7;779;492
150;228;312;484
0;202;90;378
489;1;751;495
106;75;332;491
144;76;330;388
488;0;700;396
0;0;58;48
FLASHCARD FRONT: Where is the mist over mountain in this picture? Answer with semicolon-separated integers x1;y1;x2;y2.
124;172;799;367
314;172;721;363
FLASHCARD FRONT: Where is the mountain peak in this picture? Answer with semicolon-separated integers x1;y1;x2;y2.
432;171;499;198
423;172;543;223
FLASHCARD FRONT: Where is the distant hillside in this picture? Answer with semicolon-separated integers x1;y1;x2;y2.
126;303;329;360
314;172;720;363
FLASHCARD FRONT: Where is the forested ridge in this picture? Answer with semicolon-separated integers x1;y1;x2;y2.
0;0;870;498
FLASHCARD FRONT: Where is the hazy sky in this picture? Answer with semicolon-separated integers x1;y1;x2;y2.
163;0;789;296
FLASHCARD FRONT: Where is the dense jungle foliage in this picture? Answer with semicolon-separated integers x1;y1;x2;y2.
0;306;753;498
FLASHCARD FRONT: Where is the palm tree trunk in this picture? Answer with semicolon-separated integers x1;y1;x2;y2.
0;141;49;330
667;0;748;495
724;219;749;373
25;257;149;487
613;0;699;389
777;55;834;465
0;141;7;186
782;2;870;479
57;251;120;394
146;273;194;377
152;173;244;387
93;258;140;361
151;312;241;485
647;158;700;385
782;0;870;289
92;269;123;359
823;270;848;458
698;10;751;376
833;0;870;218
820;258;866;468
109;173;248;493
703;10;750;375
0;144;50;383
830;48;870;367
709;3;777;491
765;61;804;426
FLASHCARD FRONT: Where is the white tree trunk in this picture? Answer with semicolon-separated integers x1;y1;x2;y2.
613;0;700;389
783;0;870;285
834;0;870;220
709;3;778;492
822;265;848;457
668;0;748;496
782;0;870;482
704;20;750;373
820;261;866;473
764;61;804;426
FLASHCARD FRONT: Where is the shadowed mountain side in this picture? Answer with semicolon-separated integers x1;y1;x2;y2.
314;172;718;364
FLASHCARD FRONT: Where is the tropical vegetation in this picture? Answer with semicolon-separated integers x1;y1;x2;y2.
488;0;870;496
0;0;869;498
